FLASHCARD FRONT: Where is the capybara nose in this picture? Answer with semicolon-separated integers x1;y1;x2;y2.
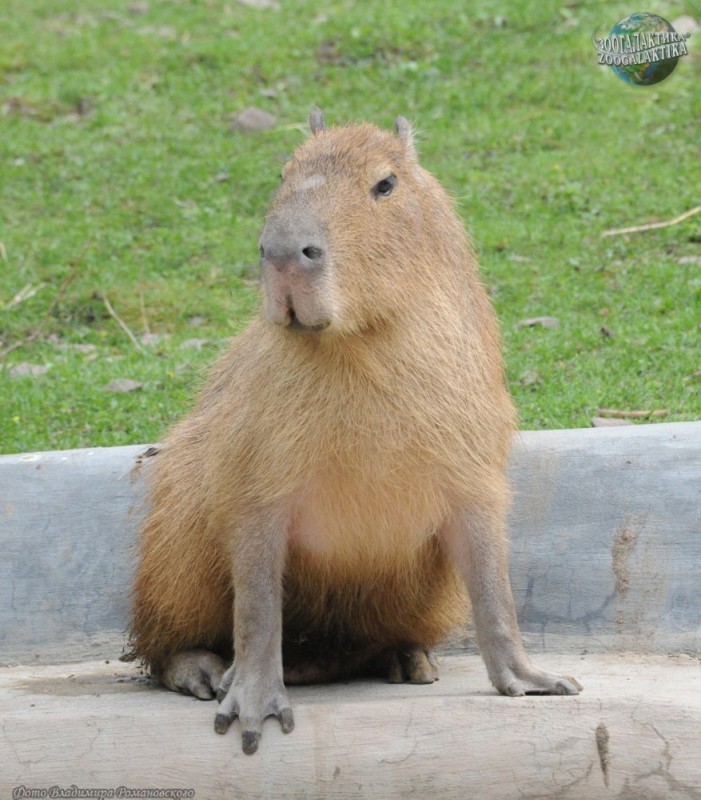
259;234;325;274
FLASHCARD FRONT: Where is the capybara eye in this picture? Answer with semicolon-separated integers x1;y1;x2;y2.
372;174;396;198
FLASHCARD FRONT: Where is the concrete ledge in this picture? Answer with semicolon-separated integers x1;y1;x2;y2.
1;422;700;665
2;653;700;799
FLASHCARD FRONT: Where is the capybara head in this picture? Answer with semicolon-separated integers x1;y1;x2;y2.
258;109;464;336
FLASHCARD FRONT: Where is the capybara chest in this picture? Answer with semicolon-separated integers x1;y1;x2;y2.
286;465;449;567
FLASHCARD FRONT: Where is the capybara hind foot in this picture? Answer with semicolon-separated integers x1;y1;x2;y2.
386;647;439;684
158;649;228;700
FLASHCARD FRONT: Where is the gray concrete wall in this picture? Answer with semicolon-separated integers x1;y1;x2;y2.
507;423;701;654
0;445;143;665
1;422;700;666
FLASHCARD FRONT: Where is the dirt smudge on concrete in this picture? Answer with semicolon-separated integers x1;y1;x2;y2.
595;722;610;787
612;514;646;634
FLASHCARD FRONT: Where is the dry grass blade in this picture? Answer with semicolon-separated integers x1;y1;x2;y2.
0;246;87;362
100;293;143;351
5;283;46;310
598;408;669;419
601;206;701;238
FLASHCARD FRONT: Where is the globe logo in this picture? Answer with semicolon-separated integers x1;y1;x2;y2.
594;12;691;86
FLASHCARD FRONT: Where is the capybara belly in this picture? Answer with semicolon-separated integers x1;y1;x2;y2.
281;536;469;668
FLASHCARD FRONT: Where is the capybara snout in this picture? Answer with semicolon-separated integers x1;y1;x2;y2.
259;203;330;331
258;213;326;274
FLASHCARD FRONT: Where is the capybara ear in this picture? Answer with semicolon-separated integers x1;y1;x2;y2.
394;116;417;159
309;107;327;135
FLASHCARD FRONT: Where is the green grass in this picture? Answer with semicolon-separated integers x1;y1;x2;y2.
1;0;700;454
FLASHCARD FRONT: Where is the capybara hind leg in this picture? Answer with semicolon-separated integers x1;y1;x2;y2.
386;648;439;684
159;649;228;700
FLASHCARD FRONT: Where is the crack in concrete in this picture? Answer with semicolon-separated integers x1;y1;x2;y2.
617;722;701;800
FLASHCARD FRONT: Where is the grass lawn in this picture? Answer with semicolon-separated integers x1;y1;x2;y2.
1;0;700;454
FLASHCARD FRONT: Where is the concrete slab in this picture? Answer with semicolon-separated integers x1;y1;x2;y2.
2;653;700;799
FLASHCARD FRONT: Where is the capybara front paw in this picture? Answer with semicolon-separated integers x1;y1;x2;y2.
215;665;294;754
495;665;582;697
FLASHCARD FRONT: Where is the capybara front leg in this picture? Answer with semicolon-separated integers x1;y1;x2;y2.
442;502;582;697
214;511;294;754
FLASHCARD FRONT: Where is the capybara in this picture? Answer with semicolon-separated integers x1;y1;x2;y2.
130;109;581;754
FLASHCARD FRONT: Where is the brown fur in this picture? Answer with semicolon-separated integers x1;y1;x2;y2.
130;117;516;681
